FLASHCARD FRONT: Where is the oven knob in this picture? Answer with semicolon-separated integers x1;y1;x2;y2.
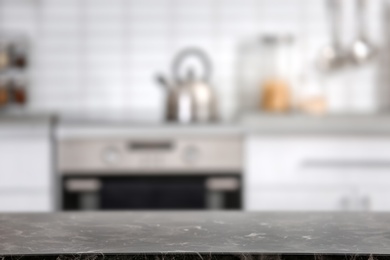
102;147;121;165
182;146;200;164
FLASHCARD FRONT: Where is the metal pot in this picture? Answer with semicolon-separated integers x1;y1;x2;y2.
157;48;217;123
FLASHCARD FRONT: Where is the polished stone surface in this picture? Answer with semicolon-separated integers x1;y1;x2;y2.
1;212;390;259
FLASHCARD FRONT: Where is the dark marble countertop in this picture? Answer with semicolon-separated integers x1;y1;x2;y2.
1;212;390;259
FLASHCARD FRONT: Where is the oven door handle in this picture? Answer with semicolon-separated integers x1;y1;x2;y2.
65;179;102;192
206;177;240;192
66;177;240;192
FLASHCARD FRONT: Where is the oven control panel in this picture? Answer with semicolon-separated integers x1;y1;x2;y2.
58;136;242;174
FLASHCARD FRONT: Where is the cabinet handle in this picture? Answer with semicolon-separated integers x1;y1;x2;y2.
302;159;390;169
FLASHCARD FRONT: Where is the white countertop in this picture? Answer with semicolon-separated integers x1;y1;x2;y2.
56;122;244;139
0;114;53;137
241;113;390;135
3;112;390;138
56;113;390;138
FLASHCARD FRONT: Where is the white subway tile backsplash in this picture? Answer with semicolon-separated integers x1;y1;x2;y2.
0;0;384;116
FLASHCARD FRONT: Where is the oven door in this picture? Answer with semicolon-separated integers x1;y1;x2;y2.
100;177;205;210
63;176;241;210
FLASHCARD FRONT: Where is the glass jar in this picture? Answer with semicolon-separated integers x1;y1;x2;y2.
297;71;327;115
236;35;295;113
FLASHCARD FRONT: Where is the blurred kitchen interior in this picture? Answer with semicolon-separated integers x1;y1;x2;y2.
0;0;390;212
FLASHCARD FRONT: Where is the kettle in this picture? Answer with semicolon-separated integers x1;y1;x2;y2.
156;48;217;123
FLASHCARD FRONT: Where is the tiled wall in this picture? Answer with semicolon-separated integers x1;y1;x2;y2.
0;0;385;119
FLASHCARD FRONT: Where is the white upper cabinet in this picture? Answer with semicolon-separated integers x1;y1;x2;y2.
245;135;390;211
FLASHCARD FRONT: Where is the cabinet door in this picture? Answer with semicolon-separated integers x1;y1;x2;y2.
0;137;51;189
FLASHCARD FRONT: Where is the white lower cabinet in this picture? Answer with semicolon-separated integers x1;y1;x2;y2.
245;135;390;211
0;138;51;189
0;120;53;212
0;192;51;212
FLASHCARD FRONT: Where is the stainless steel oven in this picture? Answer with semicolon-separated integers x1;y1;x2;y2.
57;135;242;210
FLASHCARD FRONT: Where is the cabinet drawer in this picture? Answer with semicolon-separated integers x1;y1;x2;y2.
246;186;352;211
245;136;390;186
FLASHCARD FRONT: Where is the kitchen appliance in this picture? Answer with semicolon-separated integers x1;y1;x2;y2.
58;131;242;210
157;47;217;123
